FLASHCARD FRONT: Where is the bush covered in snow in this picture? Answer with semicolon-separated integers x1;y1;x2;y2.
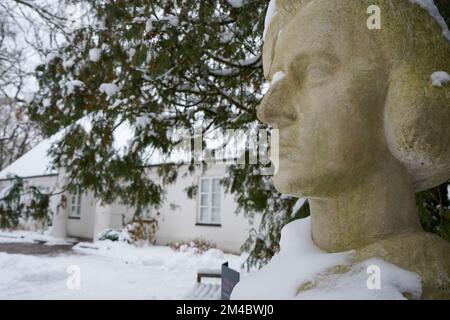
124;219;159;245
96;228;132;244
97;218;159;246
171;239;217;254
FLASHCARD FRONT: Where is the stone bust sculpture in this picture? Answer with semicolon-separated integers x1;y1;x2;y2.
256;0;450;298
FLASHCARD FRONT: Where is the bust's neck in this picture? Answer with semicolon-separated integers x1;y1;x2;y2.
309;154;422;252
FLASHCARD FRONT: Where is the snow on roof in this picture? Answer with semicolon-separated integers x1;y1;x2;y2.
0;115;191;181
0;131;63;180
0;108;258;181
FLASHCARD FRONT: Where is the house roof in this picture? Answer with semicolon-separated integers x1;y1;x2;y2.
0;116;193;181
0;132;63;180
0;113;247;181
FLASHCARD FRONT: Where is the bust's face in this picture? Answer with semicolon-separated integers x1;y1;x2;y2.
258;3;390;197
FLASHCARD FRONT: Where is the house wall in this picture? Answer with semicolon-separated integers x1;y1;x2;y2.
0;175;62;230
107;164;259;254
0;174;97;239
1;163;261;253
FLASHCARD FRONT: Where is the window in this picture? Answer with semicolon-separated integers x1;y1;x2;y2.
198;178;221;225
142;206;154;220
70;186;82;218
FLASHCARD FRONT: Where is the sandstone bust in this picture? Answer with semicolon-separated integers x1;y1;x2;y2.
258;0;450;299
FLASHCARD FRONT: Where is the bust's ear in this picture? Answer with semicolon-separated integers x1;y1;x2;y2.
384;62;450;192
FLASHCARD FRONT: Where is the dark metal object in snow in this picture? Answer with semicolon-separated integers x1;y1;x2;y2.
221;262;240;300
197;271;221;283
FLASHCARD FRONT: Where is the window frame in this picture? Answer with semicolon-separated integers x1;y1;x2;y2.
142;206;154;221
197;176;222;226
69;186;82;219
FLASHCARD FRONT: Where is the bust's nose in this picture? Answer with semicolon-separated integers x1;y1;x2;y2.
257;96;277;125
257;85;298;127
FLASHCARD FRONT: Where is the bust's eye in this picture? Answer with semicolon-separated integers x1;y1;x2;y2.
307;66;330;83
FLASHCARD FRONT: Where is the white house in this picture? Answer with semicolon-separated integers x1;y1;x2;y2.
0;126;260;254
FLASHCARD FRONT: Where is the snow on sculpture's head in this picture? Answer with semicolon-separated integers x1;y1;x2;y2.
258;0;450;197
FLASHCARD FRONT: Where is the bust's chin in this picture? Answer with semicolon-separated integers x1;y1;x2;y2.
272;170;340;198
272;175;290;195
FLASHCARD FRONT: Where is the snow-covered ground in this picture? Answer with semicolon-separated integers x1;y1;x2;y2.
0;232;247;300
0;229;75;245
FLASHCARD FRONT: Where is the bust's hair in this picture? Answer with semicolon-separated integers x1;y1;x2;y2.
264;0;450;192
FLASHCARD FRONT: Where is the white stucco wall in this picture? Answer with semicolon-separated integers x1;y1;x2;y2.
1;163;261;253
0;174;96;239
0;174;62;230
107;164;260;254
157;164;258;254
